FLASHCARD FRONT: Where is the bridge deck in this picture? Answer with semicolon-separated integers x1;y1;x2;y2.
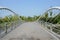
0;22;57;40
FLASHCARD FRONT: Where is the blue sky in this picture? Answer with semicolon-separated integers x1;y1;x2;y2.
0;0;60;17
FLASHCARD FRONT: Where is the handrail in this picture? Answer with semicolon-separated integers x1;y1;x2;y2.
38;21;60;40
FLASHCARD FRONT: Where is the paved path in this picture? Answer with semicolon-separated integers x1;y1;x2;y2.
0;22;57;40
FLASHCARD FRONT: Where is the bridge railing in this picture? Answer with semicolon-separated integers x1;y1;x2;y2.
38;21;60;39
0;20;23;38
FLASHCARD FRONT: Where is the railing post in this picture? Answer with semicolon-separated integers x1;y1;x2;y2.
49;23;53;32
11;22;13;30
50;26;52;32
5;23;7;33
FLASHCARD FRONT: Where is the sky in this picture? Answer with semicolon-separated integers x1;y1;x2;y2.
0;0;60;17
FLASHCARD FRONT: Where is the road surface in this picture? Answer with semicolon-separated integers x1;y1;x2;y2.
0;22;57;40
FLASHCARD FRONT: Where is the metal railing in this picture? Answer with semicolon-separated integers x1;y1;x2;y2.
38;21;60;39
0;20;24;38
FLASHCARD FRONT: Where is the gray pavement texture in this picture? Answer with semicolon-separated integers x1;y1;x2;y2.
0;22;57;40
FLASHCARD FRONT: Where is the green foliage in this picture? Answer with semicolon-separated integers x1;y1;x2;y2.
39;11;60;24
20;15;40;22
44;12;48;18
49;11;53;16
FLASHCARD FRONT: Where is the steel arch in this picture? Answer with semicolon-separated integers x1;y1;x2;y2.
37;6;60;21
0;7;17;15
0;7;23;21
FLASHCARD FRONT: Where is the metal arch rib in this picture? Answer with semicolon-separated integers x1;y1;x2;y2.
37;6;60;21
0;7;17;15
0;7;26;22
47;6;60;12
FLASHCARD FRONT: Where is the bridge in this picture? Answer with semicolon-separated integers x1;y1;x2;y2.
0;7;60;40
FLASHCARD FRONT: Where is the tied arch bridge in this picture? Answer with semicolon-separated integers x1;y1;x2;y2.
0;7;60;40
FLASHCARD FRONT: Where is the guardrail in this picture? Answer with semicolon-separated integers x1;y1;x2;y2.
38;21;60;40
0;20;23;38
